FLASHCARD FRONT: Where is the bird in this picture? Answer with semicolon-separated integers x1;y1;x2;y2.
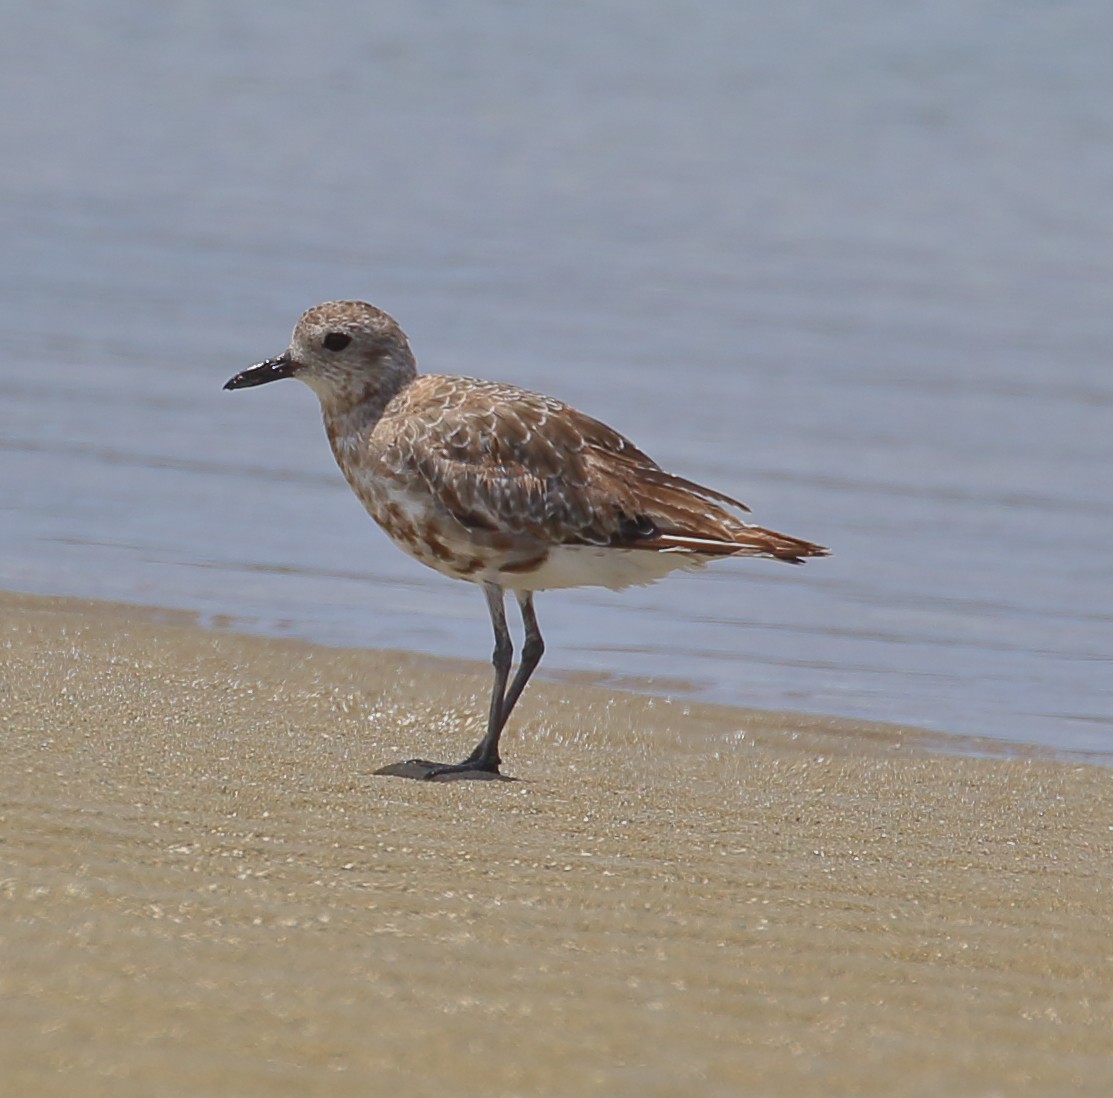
224;301;828;780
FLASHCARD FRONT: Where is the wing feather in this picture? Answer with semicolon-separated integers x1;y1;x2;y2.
378;375;826;561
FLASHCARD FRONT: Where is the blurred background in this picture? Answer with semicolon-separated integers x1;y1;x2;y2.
2;1;1111;758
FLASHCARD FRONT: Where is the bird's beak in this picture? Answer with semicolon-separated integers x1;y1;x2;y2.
223;352;298;390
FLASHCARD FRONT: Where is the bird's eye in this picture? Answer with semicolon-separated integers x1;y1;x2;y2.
323;332;351;352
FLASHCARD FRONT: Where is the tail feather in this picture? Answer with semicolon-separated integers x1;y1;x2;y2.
601;472;828;564
646;527;829;564
581;450;828;564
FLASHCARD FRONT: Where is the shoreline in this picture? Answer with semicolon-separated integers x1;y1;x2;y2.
4;589;1111;1095
1;587;1093;767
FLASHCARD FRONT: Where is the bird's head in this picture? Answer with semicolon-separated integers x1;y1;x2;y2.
224;300;417;410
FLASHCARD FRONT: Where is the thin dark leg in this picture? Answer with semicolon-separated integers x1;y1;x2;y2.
406;583;512;779
376;586;540;782
458;589;543;771
457;583;514;770
498;591;544;728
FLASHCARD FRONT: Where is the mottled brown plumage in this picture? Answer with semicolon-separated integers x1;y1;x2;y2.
377;373;822;566
225;300;828;779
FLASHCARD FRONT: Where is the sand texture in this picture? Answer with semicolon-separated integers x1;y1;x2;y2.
2;591;1111;1096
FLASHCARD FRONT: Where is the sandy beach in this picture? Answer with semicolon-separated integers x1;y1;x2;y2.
2;590;1110;1096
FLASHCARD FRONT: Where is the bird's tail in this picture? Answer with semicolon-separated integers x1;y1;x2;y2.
649;526;829;564
596;456;829;564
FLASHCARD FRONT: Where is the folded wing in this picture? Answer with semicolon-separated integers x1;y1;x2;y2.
381;376;828;563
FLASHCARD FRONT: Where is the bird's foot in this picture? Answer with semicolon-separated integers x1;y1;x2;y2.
373;757;511;782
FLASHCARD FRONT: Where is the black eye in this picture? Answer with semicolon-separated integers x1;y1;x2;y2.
323;332;351;352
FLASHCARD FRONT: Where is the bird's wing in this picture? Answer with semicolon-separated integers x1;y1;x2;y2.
380;375;754;548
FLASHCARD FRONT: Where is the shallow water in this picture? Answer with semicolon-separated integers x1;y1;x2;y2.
2;0;1111;757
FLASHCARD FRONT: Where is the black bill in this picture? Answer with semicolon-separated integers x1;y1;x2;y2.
223;353;297;390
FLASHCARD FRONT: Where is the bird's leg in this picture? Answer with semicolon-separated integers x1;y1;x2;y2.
456;583;514;770
379;587;541;782
454;590;543;772
497;591;544;729
406;584;512;780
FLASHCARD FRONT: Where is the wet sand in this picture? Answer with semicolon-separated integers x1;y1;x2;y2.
2;590;1110;1096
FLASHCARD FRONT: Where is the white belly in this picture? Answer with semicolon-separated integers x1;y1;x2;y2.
495;544;712;592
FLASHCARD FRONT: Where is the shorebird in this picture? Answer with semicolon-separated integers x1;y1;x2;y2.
225;301;828;780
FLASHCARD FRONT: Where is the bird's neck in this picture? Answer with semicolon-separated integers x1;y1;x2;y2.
318;353;417;449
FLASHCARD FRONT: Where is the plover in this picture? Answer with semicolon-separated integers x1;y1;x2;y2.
225;301;828;780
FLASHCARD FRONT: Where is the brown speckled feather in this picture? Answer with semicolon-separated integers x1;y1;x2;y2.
376;375;825;564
